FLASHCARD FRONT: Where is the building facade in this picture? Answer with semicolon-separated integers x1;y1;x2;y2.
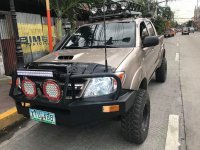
0;0;58;76
194;6;200;30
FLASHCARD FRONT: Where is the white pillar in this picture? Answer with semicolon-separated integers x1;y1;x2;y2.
0;41;5;76
0;54;5;76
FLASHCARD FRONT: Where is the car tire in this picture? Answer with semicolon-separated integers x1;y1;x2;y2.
156;57;167;82
121;89;150;144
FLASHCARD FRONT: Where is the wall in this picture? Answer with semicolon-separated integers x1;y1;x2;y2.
16;12;57;64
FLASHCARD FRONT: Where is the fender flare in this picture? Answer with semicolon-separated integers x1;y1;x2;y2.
130;66;147;90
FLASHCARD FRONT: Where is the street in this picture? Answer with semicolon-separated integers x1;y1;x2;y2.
0;32;200;150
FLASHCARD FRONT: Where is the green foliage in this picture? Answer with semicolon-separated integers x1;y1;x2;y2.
161;6;172;20
137;0;149;16
48;0;175;37
170;21;178;28
153;16;166;35
186;20;193;27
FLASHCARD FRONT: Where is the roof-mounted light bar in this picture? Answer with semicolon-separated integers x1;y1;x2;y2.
89;0;142;21
17;70;54;77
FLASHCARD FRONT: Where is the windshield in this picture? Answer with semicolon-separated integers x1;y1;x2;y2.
61;22;136;49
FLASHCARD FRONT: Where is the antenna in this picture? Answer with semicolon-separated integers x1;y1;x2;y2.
103;0;108;72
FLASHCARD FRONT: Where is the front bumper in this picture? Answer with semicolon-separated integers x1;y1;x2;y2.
15;91;136;125
10;69;136;125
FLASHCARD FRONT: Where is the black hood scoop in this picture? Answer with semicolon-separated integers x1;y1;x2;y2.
58;55;74;60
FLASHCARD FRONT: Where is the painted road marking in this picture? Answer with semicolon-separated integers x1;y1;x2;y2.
175;53;180;62
0;107;24;130
177;43;179;47
0;107;17;120
165;115;180;150
0;76;11;81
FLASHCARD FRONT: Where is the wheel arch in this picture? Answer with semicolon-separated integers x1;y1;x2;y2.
163;49;166;58
130;67;148;90
139;78;148;90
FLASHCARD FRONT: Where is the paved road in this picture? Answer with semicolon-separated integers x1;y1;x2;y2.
178;32;200;150
2;32;200;150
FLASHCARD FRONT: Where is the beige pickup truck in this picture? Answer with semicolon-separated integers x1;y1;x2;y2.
10;17;167;144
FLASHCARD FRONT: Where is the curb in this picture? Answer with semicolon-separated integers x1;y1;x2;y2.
0;76;11;81
0;107;24;130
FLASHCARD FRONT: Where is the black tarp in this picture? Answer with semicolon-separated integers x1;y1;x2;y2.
0;0;48;16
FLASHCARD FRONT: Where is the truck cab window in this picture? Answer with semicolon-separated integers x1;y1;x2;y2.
140;22;149;40
146;21;156;36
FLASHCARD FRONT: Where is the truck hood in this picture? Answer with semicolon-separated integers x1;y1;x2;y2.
35;48;133;68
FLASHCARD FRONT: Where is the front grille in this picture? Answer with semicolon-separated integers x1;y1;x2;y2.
34;78;87;100
61;81;87;99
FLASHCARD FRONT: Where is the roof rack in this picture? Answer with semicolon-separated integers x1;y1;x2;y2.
89;0;142;22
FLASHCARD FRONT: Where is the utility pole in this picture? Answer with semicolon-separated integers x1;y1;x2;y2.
148;0;151;12
45;0;53;52
155;0;158;18
9;0;24;68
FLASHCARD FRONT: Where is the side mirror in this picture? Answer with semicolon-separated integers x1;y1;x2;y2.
143;36;159;48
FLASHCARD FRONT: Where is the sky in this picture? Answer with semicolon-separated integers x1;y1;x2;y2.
159;0;197;23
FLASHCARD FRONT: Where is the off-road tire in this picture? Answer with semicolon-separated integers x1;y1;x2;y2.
156;57;167;82
121;89;150;144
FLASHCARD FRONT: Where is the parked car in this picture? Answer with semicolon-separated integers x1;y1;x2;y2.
164;28;176;37
182;27;189;35
10;10;167;144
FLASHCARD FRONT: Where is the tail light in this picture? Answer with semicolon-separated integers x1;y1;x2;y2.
21;79;37;98
43;80;61;102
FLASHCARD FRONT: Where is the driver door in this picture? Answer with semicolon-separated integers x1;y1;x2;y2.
140;21;155;80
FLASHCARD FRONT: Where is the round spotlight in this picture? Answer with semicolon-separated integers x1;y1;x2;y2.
22;79;37;98
43;80;61;102
91;7;98;14
101;5;107;12
111;3;117;11
121;2;128;10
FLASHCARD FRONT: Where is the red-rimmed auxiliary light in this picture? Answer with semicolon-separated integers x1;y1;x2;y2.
43;80;61;102
21;79;37;98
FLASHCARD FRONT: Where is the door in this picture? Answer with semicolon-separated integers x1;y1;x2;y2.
145;21;160;70
140;21;155;80
0;11;17;75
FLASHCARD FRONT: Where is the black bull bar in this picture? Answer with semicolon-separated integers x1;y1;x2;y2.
9;69;122;101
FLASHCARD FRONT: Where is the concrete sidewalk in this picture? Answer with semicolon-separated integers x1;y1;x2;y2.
0;77;24;130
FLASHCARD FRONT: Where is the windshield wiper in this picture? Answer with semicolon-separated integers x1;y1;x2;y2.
90;45;117;48
64;46;89;49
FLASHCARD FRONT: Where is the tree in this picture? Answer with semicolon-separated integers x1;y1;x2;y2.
186;20;193;27
48;0;99;42
153;16;166;35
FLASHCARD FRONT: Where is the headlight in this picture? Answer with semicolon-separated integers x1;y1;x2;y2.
101;5;108;12
84;77;115;98
91;7;98;14
83;72;125;98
